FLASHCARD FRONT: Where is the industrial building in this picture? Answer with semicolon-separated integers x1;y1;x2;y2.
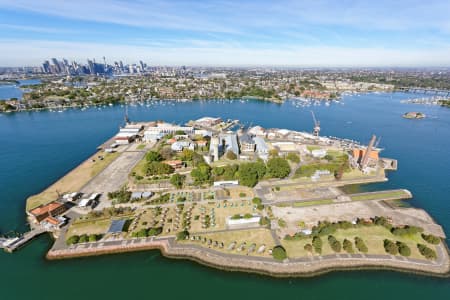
219;133;239;157
239;133;255;152
253;136;269;158
27;201;67;224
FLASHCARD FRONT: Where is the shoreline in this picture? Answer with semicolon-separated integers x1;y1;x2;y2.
0;95;338;113
46;237;450;278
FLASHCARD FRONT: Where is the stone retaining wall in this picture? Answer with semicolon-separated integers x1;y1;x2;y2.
46;238;450;278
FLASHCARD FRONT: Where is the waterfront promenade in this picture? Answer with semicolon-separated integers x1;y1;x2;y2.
46;235;450;277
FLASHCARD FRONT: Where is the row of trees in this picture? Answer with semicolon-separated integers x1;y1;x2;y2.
66;234;102;245
383;239;411;256
417;244;437;260
302;236;367;254
421;233;441;245
131;227;163;238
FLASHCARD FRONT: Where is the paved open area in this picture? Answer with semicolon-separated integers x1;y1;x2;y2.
272;200;446;238
81;147;146;210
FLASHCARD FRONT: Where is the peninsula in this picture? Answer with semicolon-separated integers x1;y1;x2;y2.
3;116;449;277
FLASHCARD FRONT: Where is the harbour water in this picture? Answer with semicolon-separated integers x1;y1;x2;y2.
0;79;41;100
0;93;449;299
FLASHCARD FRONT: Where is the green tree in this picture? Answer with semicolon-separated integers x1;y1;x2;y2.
383;239;398;255
417;243;437;260
180;149;195;161
88;234;99;242
267;157;291;178
136;228;148;238
397;241;411;257
304;243;313;253
343;239;354;253
148;227;162;236
146;162;174;176
286;153;300;163
355;237;368;253
170;173;186;189
78;234;88;243
421;233;441;245
223;164;239;180
238;163;259;187
66;235;79;245
252;197;262;205
328;235;342;252
146;151;162;162
272;245;287;260
312;236;323;254
191;163;212;185
176;230;190;240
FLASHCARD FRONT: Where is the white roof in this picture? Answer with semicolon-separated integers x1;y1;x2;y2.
89;193;99;200
195;116;221;122
277;129;290;136
116;132;135;138
78;199;91;207
226;216;261;226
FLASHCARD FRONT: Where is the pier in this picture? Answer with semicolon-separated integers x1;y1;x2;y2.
1;228;47;253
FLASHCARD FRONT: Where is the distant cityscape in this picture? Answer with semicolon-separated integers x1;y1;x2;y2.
40;57;151;76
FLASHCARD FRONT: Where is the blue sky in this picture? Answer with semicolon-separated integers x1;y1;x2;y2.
1;0;450;67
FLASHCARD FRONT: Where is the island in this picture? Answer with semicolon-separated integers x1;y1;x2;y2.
2;116;449;278
403;112;425;119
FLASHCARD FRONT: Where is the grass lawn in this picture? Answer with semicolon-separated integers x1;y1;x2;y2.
184;228;276;257
282;225;434;260
292;199;334;207
340;169;369;179
350;190;410;201
306;145;321;151
26;151;120;211
136;144;146;150
131;155;147;178
66;218;112;237
188;200;255;232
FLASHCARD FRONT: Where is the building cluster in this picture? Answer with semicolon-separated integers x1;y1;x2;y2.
41;57;150;76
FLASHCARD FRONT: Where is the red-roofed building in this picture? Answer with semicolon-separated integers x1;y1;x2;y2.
352;149;379;165
27;201;67;224
164;160;184;169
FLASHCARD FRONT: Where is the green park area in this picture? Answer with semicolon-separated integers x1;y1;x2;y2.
350;190;410;201
282;220;439;260
182;228;276;257
66;218;112;237
292;199;334;207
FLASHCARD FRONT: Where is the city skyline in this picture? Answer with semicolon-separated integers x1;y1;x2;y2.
1;0;450;67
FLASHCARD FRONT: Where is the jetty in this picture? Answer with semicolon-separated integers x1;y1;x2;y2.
1;228;47;253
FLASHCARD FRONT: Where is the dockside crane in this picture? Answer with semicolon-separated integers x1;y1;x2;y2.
374;136;382;148
311;111;321;136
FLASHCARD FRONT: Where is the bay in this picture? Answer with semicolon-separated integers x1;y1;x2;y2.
0;92;449;299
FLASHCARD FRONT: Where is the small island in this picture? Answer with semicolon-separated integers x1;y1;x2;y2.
403;112;425;119
2;116;449;277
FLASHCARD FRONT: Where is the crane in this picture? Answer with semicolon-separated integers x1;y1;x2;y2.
311;111;320;136
374;136;382;148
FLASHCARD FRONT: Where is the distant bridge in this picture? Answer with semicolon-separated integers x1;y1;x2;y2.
397;87;450;96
